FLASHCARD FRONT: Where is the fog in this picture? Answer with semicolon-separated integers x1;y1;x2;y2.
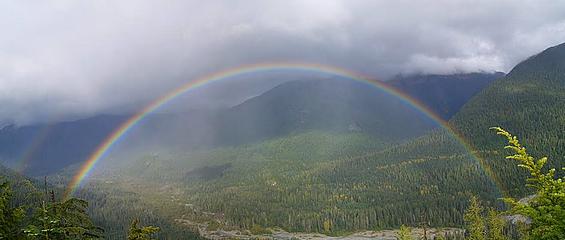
1;0;565;125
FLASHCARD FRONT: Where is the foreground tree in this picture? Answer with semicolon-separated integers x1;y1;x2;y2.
463;195;509;240
127;218;160;240
397;225;412;240
486;209;507;240
0;179;26;239
490;127;565;239
24;198;103;239
0;178;104;239
464;195;485;240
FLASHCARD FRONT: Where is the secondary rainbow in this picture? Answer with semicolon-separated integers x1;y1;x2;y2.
16;123;55;173
64;62;505;199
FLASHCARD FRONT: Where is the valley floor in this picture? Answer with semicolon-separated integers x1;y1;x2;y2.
174;220;464;240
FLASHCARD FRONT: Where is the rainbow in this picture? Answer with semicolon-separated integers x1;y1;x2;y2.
64;62;505;199
16;123;54;173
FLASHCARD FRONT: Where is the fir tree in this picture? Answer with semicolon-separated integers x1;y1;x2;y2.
24;198;103;239
127;218;160;240
0;179;26;239
397;225;412;240
463;195;485;240
486;209;507;240
491;127;565;240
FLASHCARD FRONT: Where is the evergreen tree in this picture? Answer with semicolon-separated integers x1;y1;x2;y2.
24;198;103;239
463;195;485;240
434;234;446;240
127;218;160;240
491;127;565;240
397;225;412;240
0;179;26;239
486;209;507;240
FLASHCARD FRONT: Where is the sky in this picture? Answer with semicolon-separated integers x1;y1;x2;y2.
1;0;565;125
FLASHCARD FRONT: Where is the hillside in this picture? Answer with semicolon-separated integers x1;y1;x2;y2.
211;79;437;145
0;115;129;175
389;72;504;119
451;42;565;196
0;73;498;177
74;42;565;235
306;42;565;230
1;78;441;176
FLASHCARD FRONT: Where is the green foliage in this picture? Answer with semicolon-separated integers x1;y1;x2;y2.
486;209;507;240
0;179;26;239
0;171;104;240
127;218;160;240
434;234;446;240
69;184;201;239
24;198;103;239
55;43;565;236
206;220;221;231
249;224;271;235
463;195;510;240
323;220;332;233
463;196;485;240
98;130;500;233
452;44;565;197
397;225;412;240
491;127;565;240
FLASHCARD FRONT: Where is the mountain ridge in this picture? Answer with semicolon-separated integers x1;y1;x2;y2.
0;72;503;176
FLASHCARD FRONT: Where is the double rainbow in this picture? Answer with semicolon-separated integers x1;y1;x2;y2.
64;62;504;199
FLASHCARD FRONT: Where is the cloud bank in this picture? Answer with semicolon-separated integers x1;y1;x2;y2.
1;0;564;124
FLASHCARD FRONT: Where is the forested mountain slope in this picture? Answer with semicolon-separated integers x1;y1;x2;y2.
0;71;500;177
211;79;437;145
1;78;439;176
0;115;128;175
89;43;565;234
450;42;565;196
313;42;565;230
389;72;504;119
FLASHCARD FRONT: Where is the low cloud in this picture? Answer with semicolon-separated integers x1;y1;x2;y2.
1;0;564;125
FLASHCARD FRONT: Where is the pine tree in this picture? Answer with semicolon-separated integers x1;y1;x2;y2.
0;179;26;239
486;209;507;240
127;218;160;240
463;195;485;240
24;198;103;239
397;225;412;240
491;127;565;240
434;234;446;240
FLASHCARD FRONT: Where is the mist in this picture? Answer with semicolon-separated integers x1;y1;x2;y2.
1;0;565;125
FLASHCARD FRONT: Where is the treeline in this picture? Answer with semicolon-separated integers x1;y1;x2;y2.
172;131;500;233
450;48;565;198
91;131;494;233
460;128;565;240
0;178;102;239
163;47;565;234
73;185;202;239
0;169;175;239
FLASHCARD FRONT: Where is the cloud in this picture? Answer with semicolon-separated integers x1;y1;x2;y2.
1;0;564;125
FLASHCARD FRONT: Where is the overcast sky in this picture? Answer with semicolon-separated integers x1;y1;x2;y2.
1;0;565;125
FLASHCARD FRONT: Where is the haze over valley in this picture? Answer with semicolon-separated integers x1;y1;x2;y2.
1;1;564;239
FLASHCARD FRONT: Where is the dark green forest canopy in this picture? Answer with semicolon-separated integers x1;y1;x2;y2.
450;43;565;197
2;42;564;238
53;43;565;235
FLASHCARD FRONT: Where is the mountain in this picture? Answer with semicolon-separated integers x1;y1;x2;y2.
389;72;504;119
0;72;500;177
211;79;437;145
294;42;565;230
120;78;441;150
1;78;441;176
450;42;565;196
78;43;565;234
0;115;128;175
